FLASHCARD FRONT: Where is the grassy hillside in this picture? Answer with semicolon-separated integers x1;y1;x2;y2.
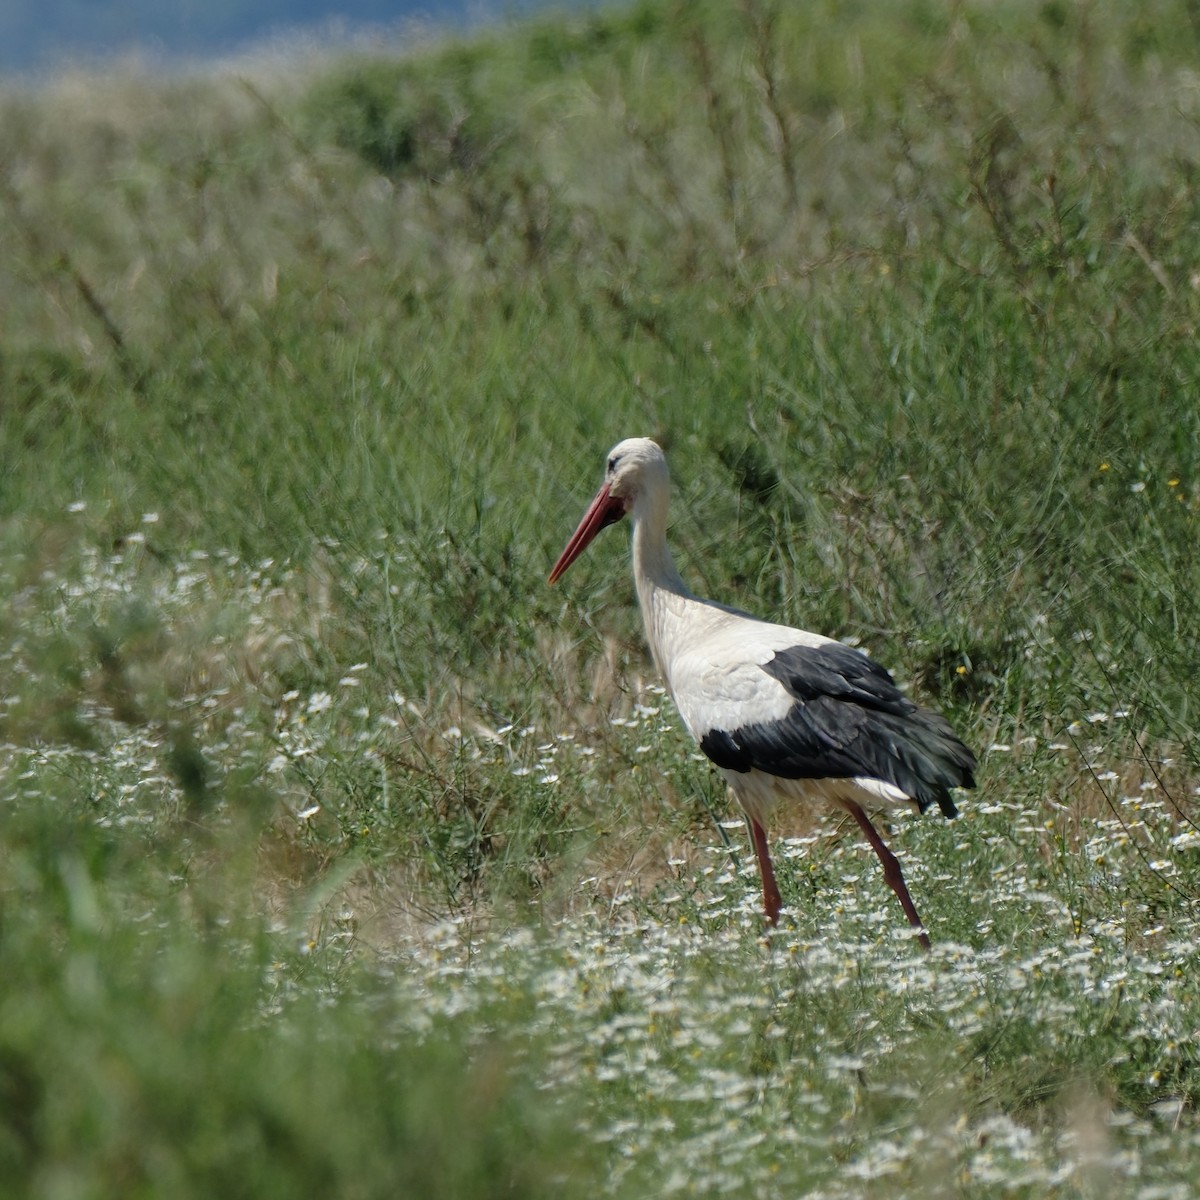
1;0;1199;1194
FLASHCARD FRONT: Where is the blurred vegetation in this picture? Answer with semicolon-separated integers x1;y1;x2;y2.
1;0;1199;1194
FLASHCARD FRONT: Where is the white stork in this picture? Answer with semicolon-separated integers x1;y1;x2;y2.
548;437;976;948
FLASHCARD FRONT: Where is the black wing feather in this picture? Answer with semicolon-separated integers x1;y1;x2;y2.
699;643;975;817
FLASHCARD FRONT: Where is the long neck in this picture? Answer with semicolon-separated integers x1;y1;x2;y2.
630;496;692;682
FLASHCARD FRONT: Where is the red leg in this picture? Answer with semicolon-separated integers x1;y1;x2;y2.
843;800;931;951
748;817;782;926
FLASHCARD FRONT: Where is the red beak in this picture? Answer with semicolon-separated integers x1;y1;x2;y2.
547;482;627;584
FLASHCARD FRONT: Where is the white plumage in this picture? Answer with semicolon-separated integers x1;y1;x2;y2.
549;437;976;947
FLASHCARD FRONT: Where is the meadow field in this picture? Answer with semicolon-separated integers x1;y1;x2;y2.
1;0;1199;1194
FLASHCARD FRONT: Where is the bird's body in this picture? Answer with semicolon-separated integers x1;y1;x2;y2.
549;437;976;946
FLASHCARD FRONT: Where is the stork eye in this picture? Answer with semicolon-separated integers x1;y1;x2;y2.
607;454;621;474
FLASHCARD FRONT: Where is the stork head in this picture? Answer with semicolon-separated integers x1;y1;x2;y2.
547;437;669;584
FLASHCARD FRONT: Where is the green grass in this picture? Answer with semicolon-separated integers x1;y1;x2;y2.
2;0;1200;1194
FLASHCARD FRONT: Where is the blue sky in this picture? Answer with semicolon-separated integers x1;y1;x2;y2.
1;0;597;75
